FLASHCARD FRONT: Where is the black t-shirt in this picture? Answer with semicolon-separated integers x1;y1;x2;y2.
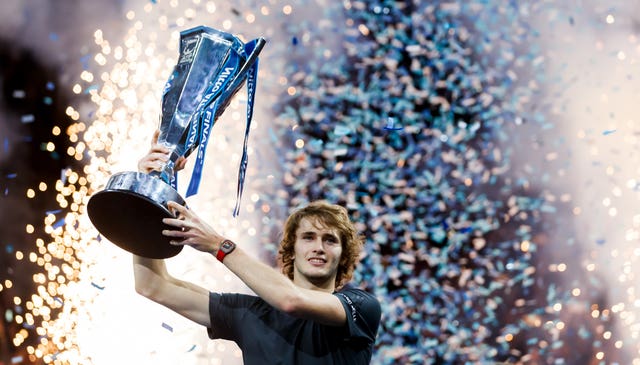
207;287;381;365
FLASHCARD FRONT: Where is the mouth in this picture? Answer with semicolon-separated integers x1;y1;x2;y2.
308;257;326;266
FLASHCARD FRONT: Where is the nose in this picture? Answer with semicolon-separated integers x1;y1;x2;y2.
310;237;325;252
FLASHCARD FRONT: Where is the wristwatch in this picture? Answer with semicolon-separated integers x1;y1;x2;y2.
216;239;236;263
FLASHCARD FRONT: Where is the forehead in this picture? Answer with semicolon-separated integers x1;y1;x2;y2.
296;217;339;237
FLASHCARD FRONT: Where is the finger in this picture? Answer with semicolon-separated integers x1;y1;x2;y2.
152;129;160;145
168;238;186;246
148;145;171;155
175;157;187;171
138;160;166;173
145;152;170;163
162;228;188;237
162;217;190;229
167;201;189;217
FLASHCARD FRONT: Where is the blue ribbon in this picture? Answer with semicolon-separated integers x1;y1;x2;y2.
184;39;260;217
185;50;240;197
233;41;260;217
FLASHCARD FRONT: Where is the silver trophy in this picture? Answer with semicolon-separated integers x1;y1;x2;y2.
87;26;266;258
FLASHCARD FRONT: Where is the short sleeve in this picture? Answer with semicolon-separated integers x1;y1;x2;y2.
208;292;234;340
334;288;381;343
207;292;259;341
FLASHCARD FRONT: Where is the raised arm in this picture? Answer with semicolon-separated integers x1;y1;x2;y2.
162;202;348;327
131;132;209;326
132;255;210;326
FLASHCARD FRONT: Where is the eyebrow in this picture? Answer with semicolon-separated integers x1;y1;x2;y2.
301;231;339;240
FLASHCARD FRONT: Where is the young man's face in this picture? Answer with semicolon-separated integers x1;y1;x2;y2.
292;217;343;290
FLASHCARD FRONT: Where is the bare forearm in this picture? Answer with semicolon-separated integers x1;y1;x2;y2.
131;256;211;326
132;255;204;293
133;255;167;275
133;255;168;296
221;247;301;312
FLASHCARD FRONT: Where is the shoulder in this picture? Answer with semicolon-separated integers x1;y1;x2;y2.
335;287;380;312
334;287;381;338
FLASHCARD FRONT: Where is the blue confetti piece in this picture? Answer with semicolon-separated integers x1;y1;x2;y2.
334;125;350;136
80;55;91;70
383;117;403;131
6;173;17;179
292;36;298;46
43;96;53;105
186;344;196;352
602;129;616;135
46;82;55;91
5;245;13;253
91;282;105;290
60;169;68;184
49;33;59;41
54;297;63;305
596;238;605;245
162;322;173;332
45;209;62;215
84;85;99;94
539;204;556;213
21;114;35;123
3;138;8;153
53;218;65;229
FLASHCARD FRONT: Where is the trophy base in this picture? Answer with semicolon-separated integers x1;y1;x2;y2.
87;171;186;259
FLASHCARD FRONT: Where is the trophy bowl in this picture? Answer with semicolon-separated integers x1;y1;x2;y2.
87;172;185;258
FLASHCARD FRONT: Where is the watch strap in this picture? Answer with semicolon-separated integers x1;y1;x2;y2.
216;239;236;262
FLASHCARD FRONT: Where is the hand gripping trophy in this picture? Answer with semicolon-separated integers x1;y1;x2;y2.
87;26;266;258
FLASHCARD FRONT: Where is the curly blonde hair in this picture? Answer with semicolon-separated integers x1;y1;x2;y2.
277;201;363;289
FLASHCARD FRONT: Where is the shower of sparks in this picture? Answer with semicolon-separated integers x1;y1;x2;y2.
9;1;281;364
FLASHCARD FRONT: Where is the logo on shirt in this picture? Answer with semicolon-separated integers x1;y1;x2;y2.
338;293;358;323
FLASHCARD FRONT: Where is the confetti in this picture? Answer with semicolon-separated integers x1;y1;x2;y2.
383;117;403;131
162;322;174;332
21;114;35;123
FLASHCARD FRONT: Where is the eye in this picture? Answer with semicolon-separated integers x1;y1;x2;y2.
324;236;339;245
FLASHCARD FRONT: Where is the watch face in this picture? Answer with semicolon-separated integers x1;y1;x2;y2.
221;240;235;252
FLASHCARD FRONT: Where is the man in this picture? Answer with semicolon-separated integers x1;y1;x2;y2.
133;140;381;364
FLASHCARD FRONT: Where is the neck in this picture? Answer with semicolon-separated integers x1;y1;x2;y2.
294;276;336;293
